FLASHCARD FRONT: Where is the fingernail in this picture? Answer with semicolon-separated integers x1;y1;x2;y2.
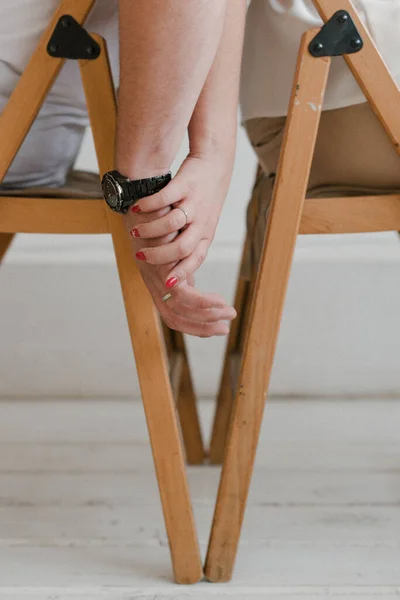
132;205;141;213
166;277;178;289
136;252;146;261
130;228;140;238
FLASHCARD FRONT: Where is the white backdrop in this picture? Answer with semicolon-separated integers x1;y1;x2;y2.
1;124;400;398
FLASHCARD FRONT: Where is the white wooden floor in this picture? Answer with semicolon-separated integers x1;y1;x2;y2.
0;398;399;599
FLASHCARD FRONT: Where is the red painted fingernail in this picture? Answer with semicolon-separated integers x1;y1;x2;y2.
166;277;178;289
130;228;140;238
136;252;146;261
132;205;141;213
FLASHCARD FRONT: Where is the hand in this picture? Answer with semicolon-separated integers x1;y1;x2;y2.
124;206;236;338
127;151;233;288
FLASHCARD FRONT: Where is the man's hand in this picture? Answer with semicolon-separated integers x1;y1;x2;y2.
122;0;247;292
124;205;236;338
117;0;246;338
126;151;234;289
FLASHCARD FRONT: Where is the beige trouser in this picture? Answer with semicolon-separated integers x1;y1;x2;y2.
243;102;400;279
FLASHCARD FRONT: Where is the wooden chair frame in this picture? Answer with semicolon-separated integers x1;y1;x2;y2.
0;0;204;584
205;0;400;582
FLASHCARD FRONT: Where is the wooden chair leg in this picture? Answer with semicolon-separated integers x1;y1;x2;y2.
0;234;15;263
163;325;204;465
172;330;205;465
208;234;252;465
204;31;331;582
79;38;202;584
111;224;203;583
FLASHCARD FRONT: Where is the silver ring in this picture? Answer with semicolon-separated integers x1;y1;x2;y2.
175;206;188;227
162;292;173;303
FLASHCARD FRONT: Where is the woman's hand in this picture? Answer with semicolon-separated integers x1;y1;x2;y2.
126;151;233;289
124;204;236;338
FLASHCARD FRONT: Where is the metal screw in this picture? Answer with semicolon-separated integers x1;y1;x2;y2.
49;43;58;54
337;13;348;23
86;45;95;56
60;16;70;28
312;43;324;53
350;38;362;49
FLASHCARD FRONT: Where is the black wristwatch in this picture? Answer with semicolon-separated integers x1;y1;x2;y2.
101;170;172;214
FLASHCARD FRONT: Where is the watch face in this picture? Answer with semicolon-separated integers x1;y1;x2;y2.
102;175;121;210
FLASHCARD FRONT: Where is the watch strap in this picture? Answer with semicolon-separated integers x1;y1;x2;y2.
125;172;172;209
133;173;171;200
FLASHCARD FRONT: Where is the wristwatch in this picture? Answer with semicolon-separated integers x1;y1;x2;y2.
101;170;172;214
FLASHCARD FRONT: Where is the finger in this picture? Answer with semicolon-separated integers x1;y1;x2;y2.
135;227;199;266
129;206;189;240
124;206;171;232
131;236;178;267
160;307;230;338
138;265;231;334
167;295;236;323
141;233;178;247
158;279;235;321
164;239;211;289
173;283;231;310
132;177;186;214
155;287;231;336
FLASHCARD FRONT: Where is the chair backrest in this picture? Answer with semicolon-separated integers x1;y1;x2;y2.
0;0;97;184
312;0;400;148
0;0;117;236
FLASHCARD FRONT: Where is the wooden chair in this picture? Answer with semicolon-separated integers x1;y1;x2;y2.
0;0;205;584
205;0;400;582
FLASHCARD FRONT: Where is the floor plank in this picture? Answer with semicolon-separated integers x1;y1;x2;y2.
1;504;399;544
1;398;399;443
0;398;399;597
2;471;399;506
1;587;400;600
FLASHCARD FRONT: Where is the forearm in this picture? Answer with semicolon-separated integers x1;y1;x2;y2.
116;0;228;179
188;0;247;162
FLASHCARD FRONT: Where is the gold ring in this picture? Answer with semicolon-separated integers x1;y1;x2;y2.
162;293;173;303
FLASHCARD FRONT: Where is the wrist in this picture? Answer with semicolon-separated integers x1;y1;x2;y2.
189;124;237;163
115;157;172;181
115;136;176;181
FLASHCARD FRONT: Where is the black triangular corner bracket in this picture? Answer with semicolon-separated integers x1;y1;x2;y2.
47;15;101;60
309;10;364;58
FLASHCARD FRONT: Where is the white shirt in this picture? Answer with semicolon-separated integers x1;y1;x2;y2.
241;0;400;120
0;0;119;188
